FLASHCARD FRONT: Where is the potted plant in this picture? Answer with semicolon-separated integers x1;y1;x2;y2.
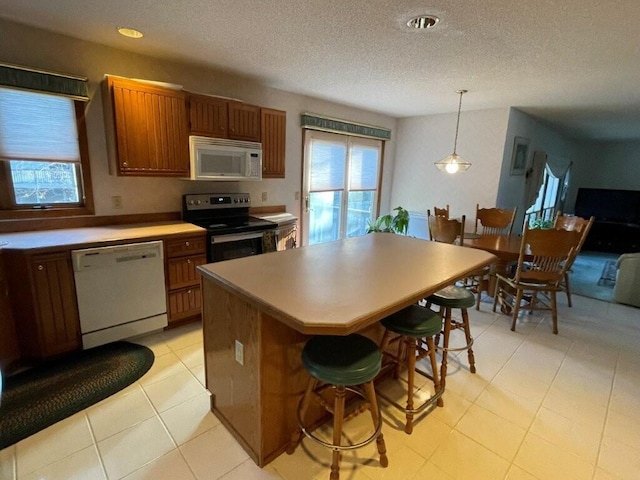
529;218;555;229
366;207;409;235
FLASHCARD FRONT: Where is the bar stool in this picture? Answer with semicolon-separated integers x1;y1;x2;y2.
378;304;443;434
287;334;388;480
426;285;476;385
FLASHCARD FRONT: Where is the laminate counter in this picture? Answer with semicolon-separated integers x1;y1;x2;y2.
197;233;496;466
0;221;205;252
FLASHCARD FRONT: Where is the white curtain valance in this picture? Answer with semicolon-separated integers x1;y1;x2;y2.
546;154;572;178
524;150;547;209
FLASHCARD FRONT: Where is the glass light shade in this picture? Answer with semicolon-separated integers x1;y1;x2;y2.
435;153;471;174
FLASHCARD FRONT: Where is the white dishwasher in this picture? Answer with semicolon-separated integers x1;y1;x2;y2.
72;240;168;349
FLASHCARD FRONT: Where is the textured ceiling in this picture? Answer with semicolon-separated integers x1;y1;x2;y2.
1;0;639;141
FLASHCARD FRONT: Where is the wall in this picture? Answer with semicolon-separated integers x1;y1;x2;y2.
497;108;583;228
392;108;510;237
567;140;640;212
0;19;397;223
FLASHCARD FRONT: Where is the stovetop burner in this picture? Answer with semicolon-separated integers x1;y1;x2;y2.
182;193;277;236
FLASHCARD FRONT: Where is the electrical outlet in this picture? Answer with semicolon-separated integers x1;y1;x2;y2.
111;195;123;209
261;191;268;202
295;191;300;200
235;340;244;366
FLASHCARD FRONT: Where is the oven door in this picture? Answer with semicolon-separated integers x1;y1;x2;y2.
209;230;271;262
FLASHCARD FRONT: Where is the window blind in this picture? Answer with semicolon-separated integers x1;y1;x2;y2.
0;87;80;162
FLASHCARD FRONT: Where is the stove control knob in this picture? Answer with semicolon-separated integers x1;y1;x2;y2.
187;200;194;206
233;198;238;203
195;200;202;206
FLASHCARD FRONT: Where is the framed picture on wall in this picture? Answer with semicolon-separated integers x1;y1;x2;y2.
510;136;530;175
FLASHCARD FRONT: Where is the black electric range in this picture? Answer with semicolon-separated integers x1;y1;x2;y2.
182;193;277;262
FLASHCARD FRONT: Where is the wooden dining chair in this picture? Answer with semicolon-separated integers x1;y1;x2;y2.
425;211;480;380
475;205;517;236
428;210;489;310
427;210;463;244
433;205;450;219
553;214;595;307
492;226;581;334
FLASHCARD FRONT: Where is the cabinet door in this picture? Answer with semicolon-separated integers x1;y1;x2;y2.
168;285;202;323
189;94;229;137
0;254;20;369
31;253;81;357
261;108;286;178
167;255;207;290
108;76;189;176
228;102;261;142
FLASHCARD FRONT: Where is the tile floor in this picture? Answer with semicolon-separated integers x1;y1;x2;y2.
1;294;639;480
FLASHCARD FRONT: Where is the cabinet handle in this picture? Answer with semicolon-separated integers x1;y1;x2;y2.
37;264;44;271
185;241;190;247
187;259;192;264
122;161;128;167
187;289;192;294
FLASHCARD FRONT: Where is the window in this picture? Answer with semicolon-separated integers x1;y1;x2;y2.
526;164;570;224
302;130;382;245
0;66;93;219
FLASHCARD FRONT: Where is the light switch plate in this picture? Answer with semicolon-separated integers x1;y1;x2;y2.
235;340;244;366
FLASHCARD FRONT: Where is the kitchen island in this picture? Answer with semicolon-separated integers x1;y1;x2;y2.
197;233;496;466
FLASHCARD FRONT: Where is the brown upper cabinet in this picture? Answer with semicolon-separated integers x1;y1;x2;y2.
187;93;261;142
106;76;190;176
261;108;286;178
188;94;229;138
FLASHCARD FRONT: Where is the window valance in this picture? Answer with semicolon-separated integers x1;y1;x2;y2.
0;63;89;101
301;113;391;141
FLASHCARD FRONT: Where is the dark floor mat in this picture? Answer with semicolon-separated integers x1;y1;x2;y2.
0;341;154;450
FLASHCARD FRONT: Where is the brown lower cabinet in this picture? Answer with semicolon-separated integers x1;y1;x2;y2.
0;231;206;363
0;253;21;370
4;250;81;361
164;233;207;326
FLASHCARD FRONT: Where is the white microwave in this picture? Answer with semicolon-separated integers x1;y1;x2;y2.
189;136;262;181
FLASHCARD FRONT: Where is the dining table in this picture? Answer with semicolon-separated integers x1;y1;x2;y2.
463;234;530;295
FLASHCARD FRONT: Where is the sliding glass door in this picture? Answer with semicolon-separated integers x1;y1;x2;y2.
301;130;382;246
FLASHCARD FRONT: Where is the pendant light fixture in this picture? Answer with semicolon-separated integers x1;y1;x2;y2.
435;89;471;174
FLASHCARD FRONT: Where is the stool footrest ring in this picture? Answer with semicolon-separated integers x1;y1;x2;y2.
297;385;383;452
434;335;474;353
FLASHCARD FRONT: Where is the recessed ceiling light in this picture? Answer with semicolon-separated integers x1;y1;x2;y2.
406;15;439;30
117;27;144;39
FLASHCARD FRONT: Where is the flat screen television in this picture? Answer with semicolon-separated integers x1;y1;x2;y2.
574;188;640;224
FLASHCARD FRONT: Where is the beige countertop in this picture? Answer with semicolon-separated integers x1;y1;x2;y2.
198;233;497;335
0;221;206;252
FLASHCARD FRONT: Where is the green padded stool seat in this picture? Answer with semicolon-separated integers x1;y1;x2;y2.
427;285;476;308
288;334;388;480
382;305;442;338
302;334;381;386
379;305;444;434
426;284;477;382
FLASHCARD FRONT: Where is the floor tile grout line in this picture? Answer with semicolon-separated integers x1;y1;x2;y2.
83;411;109;480
494;322;574;480
590;350;620;480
